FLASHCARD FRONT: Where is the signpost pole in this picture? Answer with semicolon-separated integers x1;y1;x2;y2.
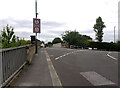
35;0;38;54
35;33;37;54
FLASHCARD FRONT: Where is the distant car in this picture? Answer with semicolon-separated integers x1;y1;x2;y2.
93;48;97;50
88;47;92;50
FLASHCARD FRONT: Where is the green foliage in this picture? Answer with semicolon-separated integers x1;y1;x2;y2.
48;42;53;47
45;42;53;47
1;25;31;49
52;37;62;44
93;16;106;42
62;30;92;48
116;41;120;51
1;24;16;48
89;41;120;51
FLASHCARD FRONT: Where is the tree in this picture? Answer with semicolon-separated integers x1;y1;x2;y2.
62;30;79;46
47;42;53;47
1;25;31;49
62;30;92;47
93;16;106;42
2;24;16;48
52;37;62;44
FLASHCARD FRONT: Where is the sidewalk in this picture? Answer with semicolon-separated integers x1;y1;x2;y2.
11;48;53;86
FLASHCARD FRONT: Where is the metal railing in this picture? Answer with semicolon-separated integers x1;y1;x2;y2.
0;46;27;87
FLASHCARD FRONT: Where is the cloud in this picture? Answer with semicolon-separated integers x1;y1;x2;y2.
47;30;64;35
14;31;58;43
0;18;32;30
10;28;119;43
0;0;119;43
14;31;32;40
42;21;66;29
0;17;66;42
0;18;66;30
79;30;94;34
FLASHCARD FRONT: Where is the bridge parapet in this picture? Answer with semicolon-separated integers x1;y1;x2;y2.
0;44;35;87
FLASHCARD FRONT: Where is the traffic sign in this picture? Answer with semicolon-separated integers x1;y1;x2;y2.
34;26;40;33
33;18;40;33
34;19;40;25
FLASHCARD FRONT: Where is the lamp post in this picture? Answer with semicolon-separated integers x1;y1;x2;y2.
114;26;116;43
35;0;38;54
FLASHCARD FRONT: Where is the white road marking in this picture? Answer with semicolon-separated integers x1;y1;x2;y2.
107;52;117;60
55;50;87;60
18;83;40;86
80;71;115;86
44;49;62;87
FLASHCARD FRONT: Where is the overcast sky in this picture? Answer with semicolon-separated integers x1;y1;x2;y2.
0;0;119;43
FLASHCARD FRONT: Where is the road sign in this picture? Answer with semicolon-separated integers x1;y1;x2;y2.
34;19;40;25
34;26;40;33
33;18;40;33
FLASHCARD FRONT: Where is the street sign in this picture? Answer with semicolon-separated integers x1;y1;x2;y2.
34;26;40;33
33;18;40;33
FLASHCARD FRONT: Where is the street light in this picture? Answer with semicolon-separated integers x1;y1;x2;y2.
114;26;116;43
35;0;38;54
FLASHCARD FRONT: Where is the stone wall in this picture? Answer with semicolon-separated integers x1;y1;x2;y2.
26;44;35;64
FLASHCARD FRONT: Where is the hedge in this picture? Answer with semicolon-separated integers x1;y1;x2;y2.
89;42;120;51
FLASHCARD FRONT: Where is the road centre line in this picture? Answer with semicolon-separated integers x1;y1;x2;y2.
55;50;87;60
44;49;62;87
107;52;117;60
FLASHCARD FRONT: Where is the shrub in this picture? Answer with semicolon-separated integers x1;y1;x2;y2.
89;41;120;51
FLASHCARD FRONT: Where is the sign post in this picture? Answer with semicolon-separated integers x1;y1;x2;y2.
33;0;40;54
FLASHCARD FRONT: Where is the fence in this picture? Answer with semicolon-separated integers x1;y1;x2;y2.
0;46;27;87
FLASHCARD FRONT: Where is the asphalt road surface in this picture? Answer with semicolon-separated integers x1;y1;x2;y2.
46;48;118;86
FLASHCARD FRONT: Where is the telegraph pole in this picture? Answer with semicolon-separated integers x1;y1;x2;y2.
35;0;38;54
114;26;116;43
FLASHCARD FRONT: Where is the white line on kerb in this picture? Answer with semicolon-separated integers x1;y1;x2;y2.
44;49;62;87
107;52;117;60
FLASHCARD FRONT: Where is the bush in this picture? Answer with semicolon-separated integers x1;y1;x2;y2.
89;41;120;51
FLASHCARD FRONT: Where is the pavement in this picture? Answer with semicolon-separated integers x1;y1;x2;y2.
10;47;118;87
11;48;53;86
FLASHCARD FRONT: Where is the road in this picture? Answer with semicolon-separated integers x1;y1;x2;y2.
45;48;118;86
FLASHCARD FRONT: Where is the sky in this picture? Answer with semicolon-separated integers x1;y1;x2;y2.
0;0;119;43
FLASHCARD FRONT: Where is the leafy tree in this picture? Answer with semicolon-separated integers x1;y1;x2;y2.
52;37;62;44
2;24;16;48
62;30;92;47
62;30;79;46
1;25;31;49
93;16;106;42
47;42;52;47
14;39;31;47
82;35;92;40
